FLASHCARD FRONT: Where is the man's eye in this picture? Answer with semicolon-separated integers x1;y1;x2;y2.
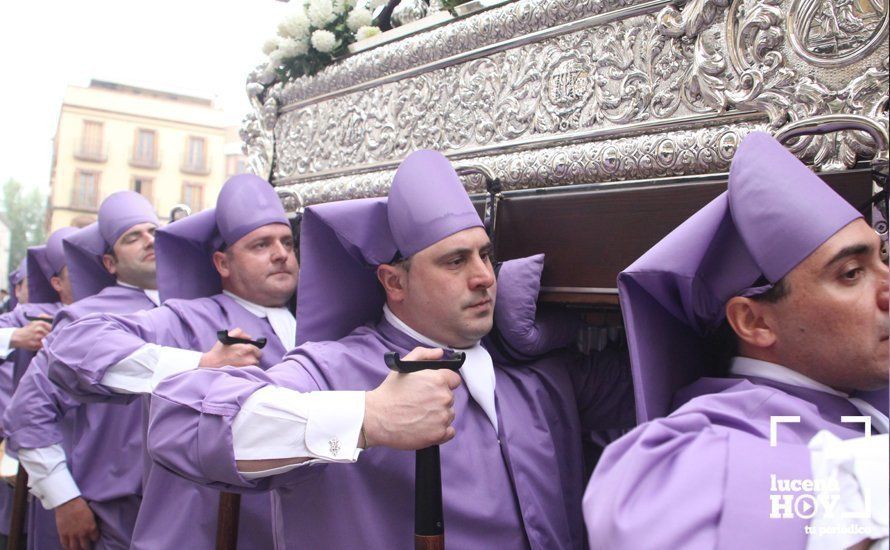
449;257;465;266
842;267;864;281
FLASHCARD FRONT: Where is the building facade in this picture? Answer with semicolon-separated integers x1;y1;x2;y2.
47;80;236;231
0;215;10;289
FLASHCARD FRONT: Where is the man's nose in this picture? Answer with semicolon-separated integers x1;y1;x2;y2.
270;241;288;261
469;256;495;290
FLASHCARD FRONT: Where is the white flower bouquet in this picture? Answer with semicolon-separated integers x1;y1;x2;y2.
262;0;385;82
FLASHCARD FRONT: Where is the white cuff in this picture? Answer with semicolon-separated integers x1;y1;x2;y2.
233;386;365;477
154;346;202;387
18;446;82;510
100;344;201;394
304;391;365;462
806;431;889;550
30;466;81;509
0;327;15;359
0;452;19;478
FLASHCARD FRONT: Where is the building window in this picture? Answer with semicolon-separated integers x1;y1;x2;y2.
182;136;207;174
72;170;99;209
132;129;158;168
181;182;204;212
225;155;249;178
132;176;154;204
77;121;105;161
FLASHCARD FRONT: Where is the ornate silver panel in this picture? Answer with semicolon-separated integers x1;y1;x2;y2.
276;121;767;207
247;0;889;206
274;0;640;106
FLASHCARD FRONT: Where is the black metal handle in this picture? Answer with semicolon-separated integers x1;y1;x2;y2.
384;352;465;373
216;330;267;349
25;315;52;323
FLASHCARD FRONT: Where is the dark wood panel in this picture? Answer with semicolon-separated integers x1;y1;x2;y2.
494;169;874;304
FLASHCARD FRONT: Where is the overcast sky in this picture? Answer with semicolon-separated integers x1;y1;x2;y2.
0;0;294;193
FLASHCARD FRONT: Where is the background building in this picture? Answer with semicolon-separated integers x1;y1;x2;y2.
224;126;249;179
46;80;240;231
0;215;10;288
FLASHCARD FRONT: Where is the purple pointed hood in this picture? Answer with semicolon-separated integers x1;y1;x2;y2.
98;191;159;249
388;150;483;258
63;192;159;302
619;132;862;422
63;223;113;302
155;174;289;301
7;257;26;309
296;150;483;344
10;257;26;287
26;227;79;303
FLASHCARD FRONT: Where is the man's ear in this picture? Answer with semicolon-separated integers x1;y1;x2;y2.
102;254;117;276
50;275;64;294
212;251;230;279
725;296;777;350
376;264;407;302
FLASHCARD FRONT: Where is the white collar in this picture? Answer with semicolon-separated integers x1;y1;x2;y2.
382;304;498;433
730;357;848;397
382;304;461;349
223;290;278;319
731;356;888;434
117;281;160;307
222;290;296;351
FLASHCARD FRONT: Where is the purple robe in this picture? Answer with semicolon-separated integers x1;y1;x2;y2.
46;295;288;550
584;375;885;549
0;302;60;540
148;317;632;549
3;286;155;549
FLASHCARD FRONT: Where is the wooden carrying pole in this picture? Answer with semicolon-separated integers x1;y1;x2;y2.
214;491;241;550
8;465;29;550
384;351;465;550
212;330;263;550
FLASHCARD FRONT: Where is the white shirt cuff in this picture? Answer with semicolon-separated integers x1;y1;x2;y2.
806;431;889;550
18;445;82;510
100;343;202;394
0;327;15;359
233;386;365;477
0;452;19;478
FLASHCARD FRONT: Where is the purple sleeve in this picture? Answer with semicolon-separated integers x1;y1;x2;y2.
0;307;27;330
148;351;324;493
583;412;811;549
2;345;80;452
46;307;189;404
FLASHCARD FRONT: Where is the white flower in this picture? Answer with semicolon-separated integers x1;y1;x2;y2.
259;64;279;84
278;37;310;58
310;29;339;53
334;0;358;11
262;39;279;56
277;12;311;40
267;37;289;65
307;0;336;28
346;7;373;31
267;37;301;65
355;25;382;41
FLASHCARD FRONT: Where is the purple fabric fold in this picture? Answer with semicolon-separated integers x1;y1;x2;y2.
619;132;865;422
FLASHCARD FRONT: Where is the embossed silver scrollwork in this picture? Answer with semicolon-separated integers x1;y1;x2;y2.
663;0;888;169
273;122;768;205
